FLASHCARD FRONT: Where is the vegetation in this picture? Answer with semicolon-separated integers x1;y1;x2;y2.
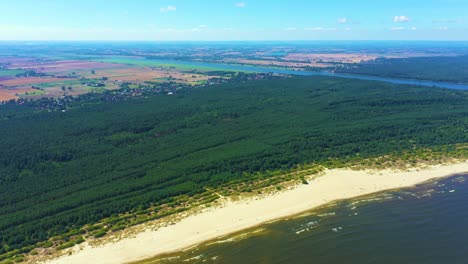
0;76;467;261
0;69;25;77
18;90;46;97
14;70;48;78
337;55;468;83
95;57;234;72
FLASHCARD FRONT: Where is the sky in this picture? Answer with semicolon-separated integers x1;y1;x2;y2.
0;0;468;41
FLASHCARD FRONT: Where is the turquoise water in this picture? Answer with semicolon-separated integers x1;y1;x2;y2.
143;59;468;90
140;174;468;264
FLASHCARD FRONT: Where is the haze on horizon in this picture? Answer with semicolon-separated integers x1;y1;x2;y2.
1;0;468;41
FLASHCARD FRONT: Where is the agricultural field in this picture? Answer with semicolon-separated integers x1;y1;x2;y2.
2;41;468;102
0;55;228;102
221;53;380;69
0;69;25;77
0;87;35;101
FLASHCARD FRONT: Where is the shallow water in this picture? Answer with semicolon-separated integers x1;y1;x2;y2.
138;174;468;264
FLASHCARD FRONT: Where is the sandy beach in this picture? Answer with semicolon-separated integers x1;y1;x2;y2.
41;161;468;264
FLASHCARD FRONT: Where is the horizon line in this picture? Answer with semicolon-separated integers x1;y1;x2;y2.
1;39;468;42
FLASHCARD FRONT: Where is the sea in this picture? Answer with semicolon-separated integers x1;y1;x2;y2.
137;173;468;264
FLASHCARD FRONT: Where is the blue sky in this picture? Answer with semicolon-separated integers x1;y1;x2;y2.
0;0;467;40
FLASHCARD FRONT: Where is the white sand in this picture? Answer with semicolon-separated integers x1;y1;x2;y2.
42;162;467;264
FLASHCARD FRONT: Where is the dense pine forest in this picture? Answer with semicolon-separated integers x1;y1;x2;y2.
0;76;467;259
337;55;468;83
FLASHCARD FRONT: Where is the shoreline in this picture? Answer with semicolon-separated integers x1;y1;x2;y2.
41;161;468;264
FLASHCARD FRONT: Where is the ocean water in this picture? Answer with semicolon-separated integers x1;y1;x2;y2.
137;174;468;264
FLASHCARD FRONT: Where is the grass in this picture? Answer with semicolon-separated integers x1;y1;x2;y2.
154;77;171;82
94;57;253;72
0;69;25;77
195;80;208;85
18;90;46;97
34;80;81;88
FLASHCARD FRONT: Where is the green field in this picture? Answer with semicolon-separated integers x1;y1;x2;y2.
95;57;252;72
0;69;25;77
34;80;81;88
0;76;467;260
18;90;46;97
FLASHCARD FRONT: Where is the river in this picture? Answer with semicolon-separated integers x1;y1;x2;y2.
145;59;468;90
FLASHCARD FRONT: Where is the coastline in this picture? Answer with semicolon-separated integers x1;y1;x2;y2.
40;161;468;264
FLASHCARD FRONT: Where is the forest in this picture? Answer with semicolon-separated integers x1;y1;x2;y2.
0;76;467;259
336;55;468;83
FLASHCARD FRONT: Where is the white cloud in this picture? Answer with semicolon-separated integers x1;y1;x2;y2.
284;27;297;31
337;18;348;24
434;26;449;31
304;27;337;31
158;28;177;32
345;27;351;31
389;26;416;31
432;19;459;23
393;15;410;23
160;6;176;13
235;2;246;8
191;25;208;32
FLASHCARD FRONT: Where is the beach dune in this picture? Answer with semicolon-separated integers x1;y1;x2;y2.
42;162;468;264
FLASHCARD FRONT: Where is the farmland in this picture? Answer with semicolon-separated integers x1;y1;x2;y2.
0;56;231;102
0;88;34;101
2;42;468;102
0;69;25;77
